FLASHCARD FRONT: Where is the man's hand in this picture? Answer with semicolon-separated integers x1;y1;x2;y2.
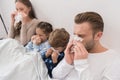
73;40;88;60
64;41;74;65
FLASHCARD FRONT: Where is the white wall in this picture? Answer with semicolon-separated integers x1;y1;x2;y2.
0;0;120;52
0;0;15;38
0;9;7;38
0;15;7;38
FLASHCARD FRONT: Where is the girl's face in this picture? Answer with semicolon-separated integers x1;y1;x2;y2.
36;28;48;42
15;1;31;16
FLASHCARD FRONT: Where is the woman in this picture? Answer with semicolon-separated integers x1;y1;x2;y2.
8;0;40;46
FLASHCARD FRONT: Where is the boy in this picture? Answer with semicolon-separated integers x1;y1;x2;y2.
42;28;70;78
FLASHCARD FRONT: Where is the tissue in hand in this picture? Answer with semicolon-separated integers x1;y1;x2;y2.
70;35;83;53
15;13;22;23
73;35;83;41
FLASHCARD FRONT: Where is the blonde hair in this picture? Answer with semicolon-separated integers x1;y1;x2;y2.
49;28;70;48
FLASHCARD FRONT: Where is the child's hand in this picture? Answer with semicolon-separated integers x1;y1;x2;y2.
35;36;42;45
51;51;59;63
46;48;53;57
31;35;42;45
31;35;36;42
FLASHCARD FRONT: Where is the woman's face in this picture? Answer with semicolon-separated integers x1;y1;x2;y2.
15;1;31;16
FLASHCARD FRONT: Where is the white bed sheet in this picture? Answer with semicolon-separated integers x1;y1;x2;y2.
0;38;54;80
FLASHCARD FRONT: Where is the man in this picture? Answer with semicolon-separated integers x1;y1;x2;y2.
52;12;120;80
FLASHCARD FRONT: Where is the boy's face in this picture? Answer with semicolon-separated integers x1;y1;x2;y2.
36;28;48;42
52;47;65;53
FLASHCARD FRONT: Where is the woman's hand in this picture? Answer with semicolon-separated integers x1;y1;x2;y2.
11;11;17;24
19;12;28;25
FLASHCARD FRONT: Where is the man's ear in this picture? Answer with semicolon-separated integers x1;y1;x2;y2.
94;32;103;40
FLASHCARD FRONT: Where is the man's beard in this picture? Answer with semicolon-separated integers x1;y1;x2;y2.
85;40;94;52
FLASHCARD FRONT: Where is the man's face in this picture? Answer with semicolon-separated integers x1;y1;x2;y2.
74;22;95;51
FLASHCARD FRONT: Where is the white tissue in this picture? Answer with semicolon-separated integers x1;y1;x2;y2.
15;13;22;23
73;35;83;41
51;47;60;55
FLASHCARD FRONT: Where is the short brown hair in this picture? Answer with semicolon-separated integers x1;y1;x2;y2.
49;28;70;48
75;12;104;34
36;21;53;35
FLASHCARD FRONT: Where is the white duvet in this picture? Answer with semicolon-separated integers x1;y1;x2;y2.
0;39;53;80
